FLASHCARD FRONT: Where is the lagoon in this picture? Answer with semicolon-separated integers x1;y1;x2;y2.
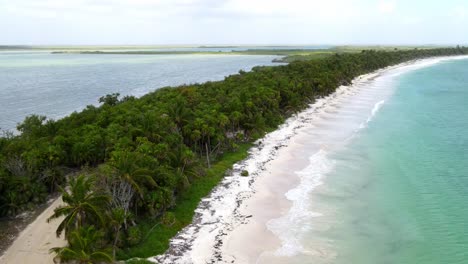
0;52;279;131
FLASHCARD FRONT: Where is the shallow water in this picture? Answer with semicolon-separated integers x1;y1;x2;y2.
0;45;329;53
272;58;468;264
0;52;279;131
328;58;468;264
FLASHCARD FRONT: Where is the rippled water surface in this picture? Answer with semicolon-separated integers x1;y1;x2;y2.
294;58;468;264
0;52;279;131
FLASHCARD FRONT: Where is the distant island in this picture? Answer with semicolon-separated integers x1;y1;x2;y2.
1;47;466;264
197;45;238;48
50;49;323;63
0;45;34;50
48;45;443;63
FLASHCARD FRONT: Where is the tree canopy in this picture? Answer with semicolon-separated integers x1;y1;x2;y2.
1;47;467;261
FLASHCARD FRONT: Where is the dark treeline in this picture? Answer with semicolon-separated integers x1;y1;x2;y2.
0;47;467;262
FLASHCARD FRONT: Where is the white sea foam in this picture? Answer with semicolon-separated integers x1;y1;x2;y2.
262;56;468;259
150;56;468;264
264;82;393;258
151;91;328;264
369;100;385;122
357;99;386;129
267;150;333;256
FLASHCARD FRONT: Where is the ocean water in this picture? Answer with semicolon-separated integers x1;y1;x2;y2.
271;58;468;264
325;58;468;264
1;45;330;53
0;52;279;131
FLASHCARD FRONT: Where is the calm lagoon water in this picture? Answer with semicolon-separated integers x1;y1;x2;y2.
0;51;280;253
108;45;330;52
287;58;468;264
0;52;279;131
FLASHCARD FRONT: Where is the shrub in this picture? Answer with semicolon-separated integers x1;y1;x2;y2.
161;212;176;227
127;226;142;246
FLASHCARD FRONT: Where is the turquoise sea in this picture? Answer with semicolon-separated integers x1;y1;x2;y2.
306;58;468;264
260;58;468;264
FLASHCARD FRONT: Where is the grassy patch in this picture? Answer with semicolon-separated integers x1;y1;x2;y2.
118;143;252;259
279;52;335;62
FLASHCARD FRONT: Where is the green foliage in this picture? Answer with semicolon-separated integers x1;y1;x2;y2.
47;174;110;237
241;170;249;176
0;172;47;216
118;144;251;259
126;226;142;246
1;48;468;260
160;212;176;226
16;114;47;138
99;93;121;106
50;226;114;263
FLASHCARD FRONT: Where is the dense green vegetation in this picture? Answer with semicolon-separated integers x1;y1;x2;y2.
49;45;444;63
1;47;467;263
118;143;251;259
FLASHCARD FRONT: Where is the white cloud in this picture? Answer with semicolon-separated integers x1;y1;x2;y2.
0;0;466;45
378;0;396;14
220;0;361;19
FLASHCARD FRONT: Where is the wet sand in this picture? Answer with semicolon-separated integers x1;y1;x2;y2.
152;56;468;264
4;56;468;264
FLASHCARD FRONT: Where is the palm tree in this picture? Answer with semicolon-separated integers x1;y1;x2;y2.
50;226;113;264
39;167;65;193
0;190;21;216
108;208;131;259
168;100;190;132
48;174;110;237
109;150;156;198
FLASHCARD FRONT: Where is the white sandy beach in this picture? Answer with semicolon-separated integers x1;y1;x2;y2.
153;56;468;264
0;197;66;264
2;56;468;264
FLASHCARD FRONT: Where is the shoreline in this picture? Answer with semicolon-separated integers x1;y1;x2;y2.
2;55;467;264
152;55;468;263
0;193;61;256
0;196;66;264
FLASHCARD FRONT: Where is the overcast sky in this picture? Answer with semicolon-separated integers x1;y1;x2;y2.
1;0;467;45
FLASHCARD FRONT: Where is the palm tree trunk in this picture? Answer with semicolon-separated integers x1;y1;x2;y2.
205;143;211;168
113;228;120;259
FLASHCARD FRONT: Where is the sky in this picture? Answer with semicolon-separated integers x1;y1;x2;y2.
0;0;467;45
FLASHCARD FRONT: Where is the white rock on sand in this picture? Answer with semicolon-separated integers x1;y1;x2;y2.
4;56;468;264
152;56;468;264
0;197;66;264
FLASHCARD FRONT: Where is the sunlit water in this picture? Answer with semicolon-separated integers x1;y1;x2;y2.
0;52;280;131
264;58;468;264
